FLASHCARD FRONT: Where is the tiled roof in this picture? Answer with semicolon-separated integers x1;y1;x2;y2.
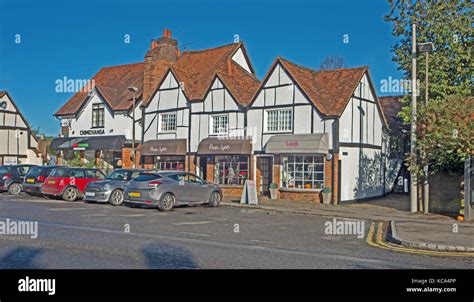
216;62;260;106
54;62;144;116
0;91;6;98
278;57;368;116
379;95;405;132
170;43;255;103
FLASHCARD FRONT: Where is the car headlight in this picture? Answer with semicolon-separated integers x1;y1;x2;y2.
103;184;112;191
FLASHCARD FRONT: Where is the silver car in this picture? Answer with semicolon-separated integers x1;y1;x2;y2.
84;169;147;205
123;171;222;211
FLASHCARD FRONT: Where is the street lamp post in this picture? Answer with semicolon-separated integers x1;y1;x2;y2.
410;23;418;213
128;86;138;169
417;42;434;214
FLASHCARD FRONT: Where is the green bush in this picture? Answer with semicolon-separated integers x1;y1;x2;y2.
269;183;278;189
322;187;331;193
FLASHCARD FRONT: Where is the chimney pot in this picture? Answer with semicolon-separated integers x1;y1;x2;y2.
163;29;171;38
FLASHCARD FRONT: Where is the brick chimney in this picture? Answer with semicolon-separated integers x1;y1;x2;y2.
143;29;178;102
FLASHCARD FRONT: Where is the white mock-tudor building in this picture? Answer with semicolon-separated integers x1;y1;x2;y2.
0;91;42;165
54;29;390;203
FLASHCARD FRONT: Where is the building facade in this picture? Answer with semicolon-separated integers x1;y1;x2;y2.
0;91;42;165
54;28;390;203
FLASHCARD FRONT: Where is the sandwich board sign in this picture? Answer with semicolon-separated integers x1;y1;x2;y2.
240;180;258;205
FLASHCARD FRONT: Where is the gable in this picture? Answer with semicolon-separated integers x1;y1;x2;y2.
231;47;252;74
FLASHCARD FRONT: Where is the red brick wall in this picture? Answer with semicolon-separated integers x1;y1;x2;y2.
122;148;141;168
279;190;321;203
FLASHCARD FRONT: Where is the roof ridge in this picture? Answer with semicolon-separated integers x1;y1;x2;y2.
99;61;144;70
279;56;367;74
181;42;240;55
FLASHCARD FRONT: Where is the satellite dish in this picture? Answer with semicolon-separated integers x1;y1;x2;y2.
0;101;7;110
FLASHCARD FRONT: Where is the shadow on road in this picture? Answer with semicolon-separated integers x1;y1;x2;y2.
0;246;42;269
142;243;199;269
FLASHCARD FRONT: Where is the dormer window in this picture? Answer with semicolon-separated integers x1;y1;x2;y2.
92;103;104;128
159;113;177;132
210;114;228;135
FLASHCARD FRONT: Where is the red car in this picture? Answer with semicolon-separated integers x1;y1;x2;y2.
41;167;106;201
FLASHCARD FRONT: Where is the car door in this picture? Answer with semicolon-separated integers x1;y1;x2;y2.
183;173;210;203
69;169;87;192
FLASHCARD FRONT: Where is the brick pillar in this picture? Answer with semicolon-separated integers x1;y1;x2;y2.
206;157;214;183
186;155;196;173
333;153;340;205
255;156;262;195
273;156;281;199
122;148;132;169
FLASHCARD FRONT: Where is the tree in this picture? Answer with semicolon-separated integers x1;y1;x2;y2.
384;0;473;174
319;55;347;70
384;0;473;124
415;95;473;174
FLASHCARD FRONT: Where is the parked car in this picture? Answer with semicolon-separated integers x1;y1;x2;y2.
83;169;148;205
41;167;106;201
123;171;222;211
23;165;62;196
0;164;36;195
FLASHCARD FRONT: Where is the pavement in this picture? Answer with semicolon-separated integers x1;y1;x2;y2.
0;193;472;269
222;194;474;253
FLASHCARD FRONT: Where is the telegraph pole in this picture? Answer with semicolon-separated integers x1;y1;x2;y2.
410;23;418;213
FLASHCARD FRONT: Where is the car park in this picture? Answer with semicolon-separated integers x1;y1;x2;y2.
22;165;62;196
0;164;36;195
41;167;106;201
83;169;147;205
123;171;222;211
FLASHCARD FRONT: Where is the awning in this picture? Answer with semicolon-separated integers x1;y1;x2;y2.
197;138;252;155
141;139;187;156
264;133;329;154
50;135;127;151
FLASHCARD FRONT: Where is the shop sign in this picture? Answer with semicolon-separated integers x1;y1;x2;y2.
79;129;105;136
149;146;168;153
73;143;89;150
285;141;299;147
240;180;258;205
208;143;231;152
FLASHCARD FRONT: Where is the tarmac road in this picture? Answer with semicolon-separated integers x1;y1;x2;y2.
0;193;472;269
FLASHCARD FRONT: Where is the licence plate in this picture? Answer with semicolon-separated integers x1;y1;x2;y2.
26;178;35;183
129;192;141;197
48;180;55;184
85;192;95;197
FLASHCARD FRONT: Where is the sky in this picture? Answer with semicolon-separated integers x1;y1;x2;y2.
0;0;403;136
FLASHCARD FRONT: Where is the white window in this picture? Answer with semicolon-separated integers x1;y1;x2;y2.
160;113;176;132
281;155;324;190
210;114;228;135
265;109;293;132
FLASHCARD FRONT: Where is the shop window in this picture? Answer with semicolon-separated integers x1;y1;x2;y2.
154;156;185;171
160;113;177;132
92;103;105;128
281;155;324;190
214;155;249;186
210;114;228;135
265;109;292;133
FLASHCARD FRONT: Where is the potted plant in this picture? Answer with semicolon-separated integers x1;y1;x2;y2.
321;187;332;205
269;183;279;200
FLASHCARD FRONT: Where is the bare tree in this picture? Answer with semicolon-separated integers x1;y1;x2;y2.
319;55;347;70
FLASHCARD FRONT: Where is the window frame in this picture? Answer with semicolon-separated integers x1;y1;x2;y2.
280;154;325;191
209;114;229;135
264;108;293;133
159;112;177;132
91;103;105;128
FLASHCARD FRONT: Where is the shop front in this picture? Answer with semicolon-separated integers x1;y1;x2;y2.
50;135;126;174
261;133;336;203
197;138;253;197
140;139;187;171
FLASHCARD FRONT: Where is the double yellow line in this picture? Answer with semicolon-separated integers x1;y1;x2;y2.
366;222;474;257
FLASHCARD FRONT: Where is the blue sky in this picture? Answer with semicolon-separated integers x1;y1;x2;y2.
0;0;402;136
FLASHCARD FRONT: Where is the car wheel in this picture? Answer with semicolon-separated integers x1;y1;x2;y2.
8;183;22;195
157;193;175;211
109;189;124;206
62;187;78;202
208;191;221;207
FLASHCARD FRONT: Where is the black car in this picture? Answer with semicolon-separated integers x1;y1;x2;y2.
0;164;36;195
23;165;62;196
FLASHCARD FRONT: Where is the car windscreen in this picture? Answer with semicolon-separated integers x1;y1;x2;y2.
133;174;162;182
25;166;43;177
49;169;70;177
0;166;10;174
107;170;128;181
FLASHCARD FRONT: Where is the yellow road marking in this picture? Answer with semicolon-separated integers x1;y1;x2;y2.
366;222;474;257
